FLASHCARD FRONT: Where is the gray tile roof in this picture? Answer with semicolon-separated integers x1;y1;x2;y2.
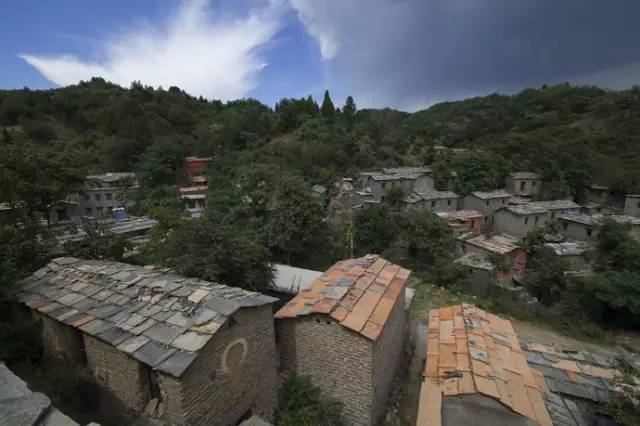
509;172;542;180
14;257;277;378
470;189;513;199
360;166;433;181
505;199;581;215
559;213;640;226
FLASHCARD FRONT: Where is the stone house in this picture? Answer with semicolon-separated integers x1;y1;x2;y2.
402;190;458;213
180;157;212;218
275;255;410;425
358;167;434;201
493;200;581;238
505;172;543;197
14;257;279;425
462;190;513;230
559;214;640;241
79;173;137;218
624;194;640;217
543;241;591;272
435;210;483;236
457;233;527;282
417;304;554;426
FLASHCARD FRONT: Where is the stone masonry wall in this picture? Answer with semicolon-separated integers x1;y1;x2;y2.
157;305;278;426
40;315;84;365
277;315;375;425
372;287;407;424
84;334;151;424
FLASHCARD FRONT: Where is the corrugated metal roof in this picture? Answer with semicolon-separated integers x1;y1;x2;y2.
470;190;513;200
418;304;553;426
463;234;521;254
14;257;277;378
274;255;411;341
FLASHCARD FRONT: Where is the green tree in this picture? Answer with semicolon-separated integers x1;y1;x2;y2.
343;96;356;117
275;375;344;426
400;211;454;269
320;90;335;117
352;205;397;255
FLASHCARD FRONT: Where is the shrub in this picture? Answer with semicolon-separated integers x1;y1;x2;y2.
275;375;344;426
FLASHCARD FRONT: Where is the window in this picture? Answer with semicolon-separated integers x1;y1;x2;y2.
83;193;90;201
382;182;387;188
534;216;539;224
484;216;489;223
381;196;385;203
94;194;101;201
524;217;529;225
502;199;506;205
551;212;555;219
85;207;92;215
431;201;436;208
532;181;537;187
187;200;196;209
447;199;451;206
106;193;112;201
486;200;490;206
587;228;593;237
520;182;526;191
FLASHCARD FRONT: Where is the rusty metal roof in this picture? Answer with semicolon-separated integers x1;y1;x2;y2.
14;257;277;378
418;304;553;426
273;255;411;341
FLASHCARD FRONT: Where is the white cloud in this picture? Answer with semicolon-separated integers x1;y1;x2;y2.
20;0;285;100
289;0;339;59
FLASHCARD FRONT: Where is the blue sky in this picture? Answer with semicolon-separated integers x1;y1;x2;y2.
3;1;640;111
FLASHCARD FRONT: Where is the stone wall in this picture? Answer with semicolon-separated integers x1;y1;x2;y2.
84;334;151;424
158;305;278;426
463;195;510;230
494;210;546;238
40;315;84;365
277;315;375;425
372;288;407;424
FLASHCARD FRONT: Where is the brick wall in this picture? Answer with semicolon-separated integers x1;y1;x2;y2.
277;315;376;425
372;287;407;423
84;334;151;423
158;305;278;426
40;315;84;365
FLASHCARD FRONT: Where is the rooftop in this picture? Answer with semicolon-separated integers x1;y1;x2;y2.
14;257;277;378
413;190;458;201
183;156;213;162
462;234;521;254
109;217;159;235
543;241;590;256
86;172;136;183
470;189;513;200
559;213;640;226
436;210;483;221
510;172;542;180
361;166;433;181
274;255;411;341
455;254;494;271
504;199;581;215
418;304;552;426
508;196;531;205
271;264;323;294
311;184;327;194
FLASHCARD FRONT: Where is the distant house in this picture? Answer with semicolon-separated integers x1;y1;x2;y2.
416;304;553;426
543;241;591;272
310;184;327;198
559;214;640;241
493;199;581;238
275;255;410;425
624;194;640;217
79;172;137;218
505;172;543;197
457;233;527;282
359;167;434;201
403;190;458;213
462;190;513;229
14;257;279;425
435;210;483;236
180;157;212;218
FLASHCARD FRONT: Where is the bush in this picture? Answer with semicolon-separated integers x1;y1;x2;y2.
275;375;344;426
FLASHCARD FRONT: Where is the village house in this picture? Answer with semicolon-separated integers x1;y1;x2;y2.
417;304;625;426
493;199;581;238
402;190;459;213
505;172;543;197
417;304;553;426
274;255;410;425
358;167;434;201
79;172;137;218
457;233;527;282
624;194;640;217
180;156;213;218
558;213;640;241
543;241;591;272
435;210;483;236
462;190;513;229
14;257;279;425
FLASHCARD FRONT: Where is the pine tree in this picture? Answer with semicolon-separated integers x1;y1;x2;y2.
343;96;356;116
320;90;335;117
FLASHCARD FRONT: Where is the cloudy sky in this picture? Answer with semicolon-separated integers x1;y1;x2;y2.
2;0;640;111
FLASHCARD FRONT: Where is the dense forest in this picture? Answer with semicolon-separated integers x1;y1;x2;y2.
2;78;640;334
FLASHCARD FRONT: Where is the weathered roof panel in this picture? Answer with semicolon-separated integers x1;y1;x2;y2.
14;257;277;378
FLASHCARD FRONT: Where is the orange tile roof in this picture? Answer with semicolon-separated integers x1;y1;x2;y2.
417;304;553;426
273;255;410;341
